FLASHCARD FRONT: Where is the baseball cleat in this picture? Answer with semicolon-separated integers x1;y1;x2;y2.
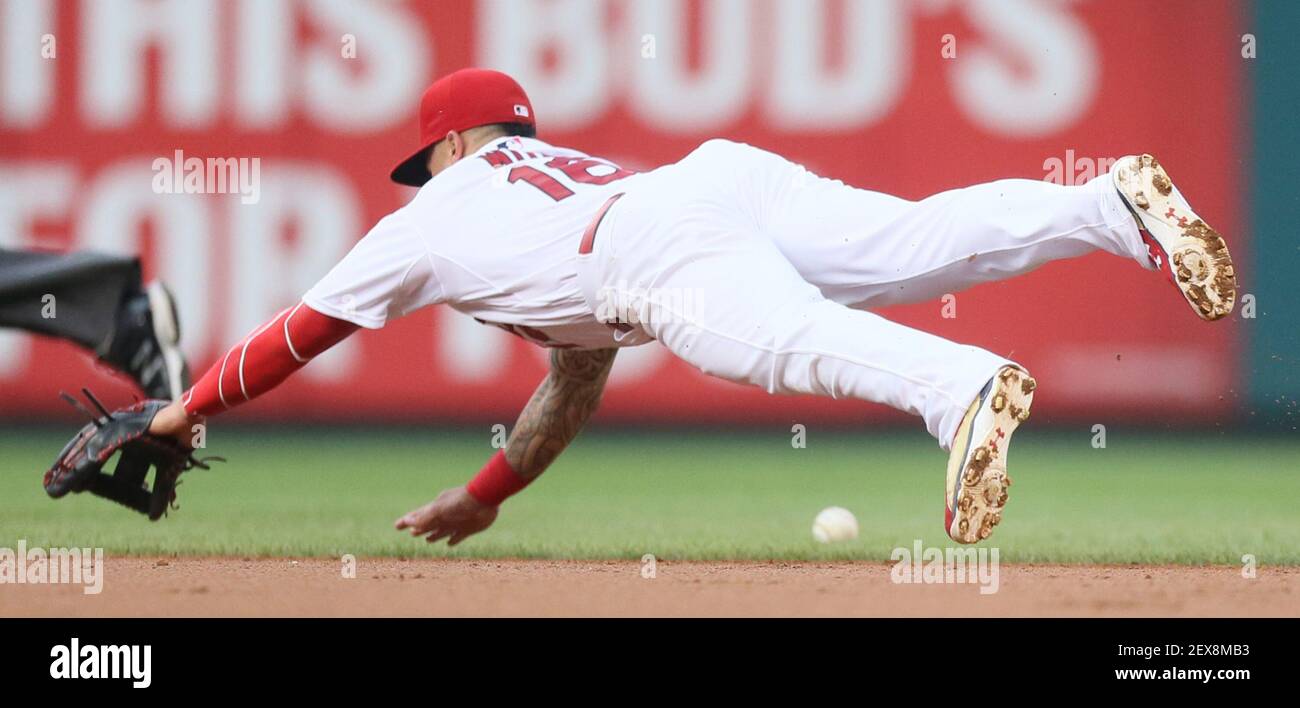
1112;154;1236;321
945;366;1036;545
101;281;191;401
145;281;191;401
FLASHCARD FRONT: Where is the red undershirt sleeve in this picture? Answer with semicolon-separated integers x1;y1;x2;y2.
181;302;359;417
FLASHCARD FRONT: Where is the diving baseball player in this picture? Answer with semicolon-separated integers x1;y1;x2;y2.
88;68;1233;545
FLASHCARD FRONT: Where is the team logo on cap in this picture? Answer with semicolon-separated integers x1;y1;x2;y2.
514;104;530;118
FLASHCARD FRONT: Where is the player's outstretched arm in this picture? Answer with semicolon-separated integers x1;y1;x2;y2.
147;303;360;444
395;347;617;546
504;347;619;479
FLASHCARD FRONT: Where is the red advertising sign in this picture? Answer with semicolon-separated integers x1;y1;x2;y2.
1;0;1244;425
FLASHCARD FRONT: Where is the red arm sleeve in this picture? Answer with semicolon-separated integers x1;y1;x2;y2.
182;302;360;417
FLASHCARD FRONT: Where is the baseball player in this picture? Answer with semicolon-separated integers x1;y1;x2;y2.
1;248;189;400
133;68;1234;545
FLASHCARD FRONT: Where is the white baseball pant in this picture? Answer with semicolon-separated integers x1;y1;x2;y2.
582;140;1150;448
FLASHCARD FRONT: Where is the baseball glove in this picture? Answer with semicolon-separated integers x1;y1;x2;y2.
44;389;221;521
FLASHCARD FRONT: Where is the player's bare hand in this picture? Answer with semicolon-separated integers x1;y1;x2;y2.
395;487;498;546
147;400;204;450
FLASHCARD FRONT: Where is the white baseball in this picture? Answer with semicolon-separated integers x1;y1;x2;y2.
811;506;859;543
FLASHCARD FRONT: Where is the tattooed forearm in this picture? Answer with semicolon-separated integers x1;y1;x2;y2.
505;347;617;479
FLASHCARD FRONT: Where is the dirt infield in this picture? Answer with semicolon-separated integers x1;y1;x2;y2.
2;558;1296;617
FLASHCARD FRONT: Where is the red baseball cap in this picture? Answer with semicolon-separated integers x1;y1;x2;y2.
390;68;536;187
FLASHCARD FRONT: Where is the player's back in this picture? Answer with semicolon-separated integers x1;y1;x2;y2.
420;137;636;333
306;136;750;349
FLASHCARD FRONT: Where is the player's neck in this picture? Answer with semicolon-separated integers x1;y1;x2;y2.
467;132;536;157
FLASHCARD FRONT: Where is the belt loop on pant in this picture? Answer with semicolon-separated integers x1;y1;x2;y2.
579;193;624;255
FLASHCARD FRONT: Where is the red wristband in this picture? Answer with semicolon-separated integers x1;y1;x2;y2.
465;451;531;506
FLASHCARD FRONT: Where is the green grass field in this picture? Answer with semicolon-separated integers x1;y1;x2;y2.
1;427;1296;564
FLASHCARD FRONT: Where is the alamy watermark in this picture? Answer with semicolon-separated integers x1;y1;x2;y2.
594;282;704;327
152;149;261;204
1043;149;1118;186
0;540;104;595
890;539;999;595
50;638;151;688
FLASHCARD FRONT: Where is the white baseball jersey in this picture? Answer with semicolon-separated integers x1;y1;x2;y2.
305;136;1149;448
304;136;648;349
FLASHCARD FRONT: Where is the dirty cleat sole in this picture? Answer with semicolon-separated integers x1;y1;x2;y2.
945;366;1036;545
1112;154;1236;321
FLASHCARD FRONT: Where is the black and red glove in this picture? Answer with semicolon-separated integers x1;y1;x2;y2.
44;389;221;521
